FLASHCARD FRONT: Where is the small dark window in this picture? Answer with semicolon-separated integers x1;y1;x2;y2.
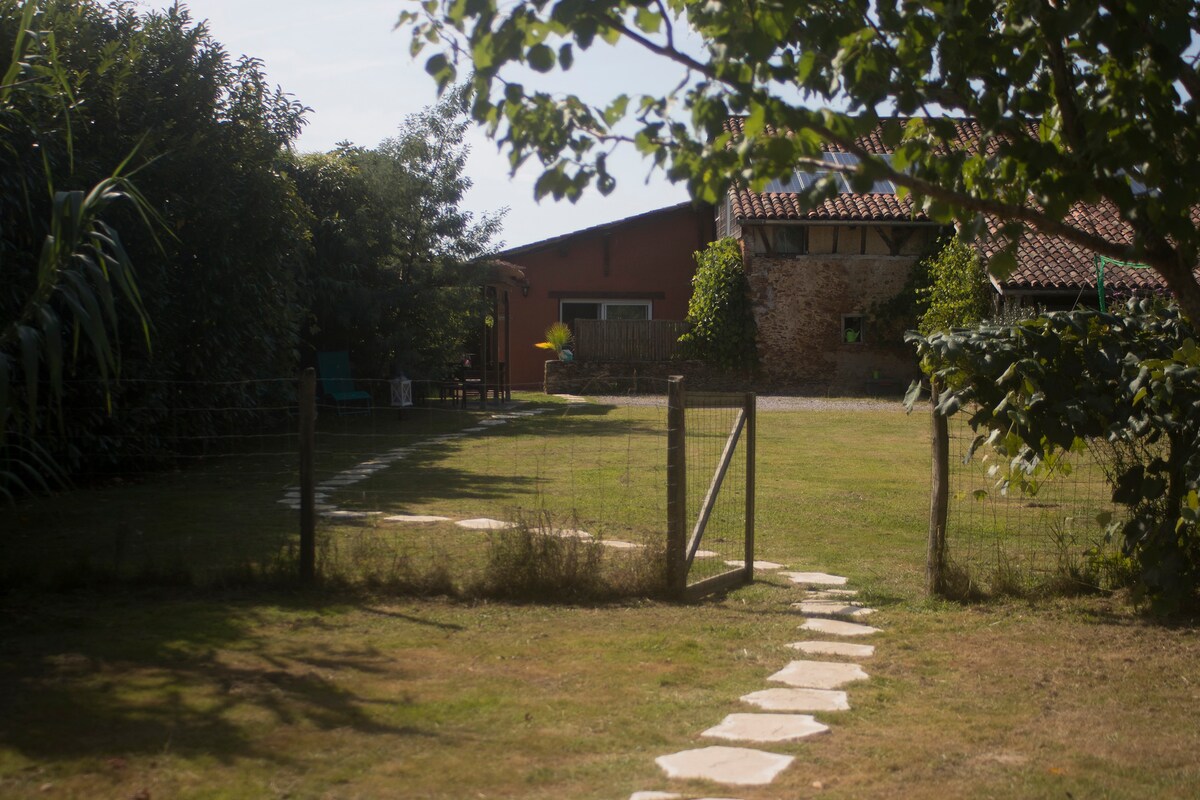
774;226;808;255
842;314;865;344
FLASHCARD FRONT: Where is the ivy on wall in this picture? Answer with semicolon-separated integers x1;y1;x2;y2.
678;238;758;371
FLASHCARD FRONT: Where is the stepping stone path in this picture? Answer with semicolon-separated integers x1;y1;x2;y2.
455;518;514;530
740;687;850;712
791;600;876;619
655;746;793;786
723;560;787;570
787;641;875;658
636;569;883;798
701;713;828;743
276;405;558;527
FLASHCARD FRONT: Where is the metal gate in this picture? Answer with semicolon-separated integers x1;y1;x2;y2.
666;376;756;600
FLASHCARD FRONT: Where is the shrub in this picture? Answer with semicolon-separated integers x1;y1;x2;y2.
678;238;757;370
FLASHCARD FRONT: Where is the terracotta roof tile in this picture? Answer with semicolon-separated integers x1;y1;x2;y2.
979;202;1200;292
724;115;1195;292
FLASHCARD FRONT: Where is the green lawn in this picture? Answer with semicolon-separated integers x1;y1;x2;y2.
1;397;1197;799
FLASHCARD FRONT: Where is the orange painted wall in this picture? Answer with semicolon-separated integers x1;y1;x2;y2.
500;203;715;389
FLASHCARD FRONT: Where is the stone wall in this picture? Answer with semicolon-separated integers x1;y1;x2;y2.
745;252;919;393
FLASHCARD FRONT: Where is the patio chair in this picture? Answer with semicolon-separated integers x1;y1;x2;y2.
316;351;373;415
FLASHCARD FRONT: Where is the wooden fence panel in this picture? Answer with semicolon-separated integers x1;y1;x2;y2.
575;319;690;362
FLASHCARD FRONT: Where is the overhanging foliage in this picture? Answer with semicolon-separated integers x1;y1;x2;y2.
907;300;1200;610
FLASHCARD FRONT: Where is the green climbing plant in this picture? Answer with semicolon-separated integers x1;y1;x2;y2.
678;238;757;371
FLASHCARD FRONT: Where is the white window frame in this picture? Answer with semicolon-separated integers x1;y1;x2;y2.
559;299;653;322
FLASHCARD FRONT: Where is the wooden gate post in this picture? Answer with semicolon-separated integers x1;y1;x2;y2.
743;391;756;584
927;379;949;596
299;367;316;583
666;375;687;597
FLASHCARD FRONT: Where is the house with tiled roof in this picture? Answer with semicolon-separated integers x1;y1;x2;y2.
979;200;1189;309
719;117;945;391
719;117;1184;392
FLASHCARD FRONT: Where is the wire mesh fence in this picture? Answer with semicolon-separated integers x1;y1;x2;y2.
679;394;751;587
942;407;1126;596
3;376;680;596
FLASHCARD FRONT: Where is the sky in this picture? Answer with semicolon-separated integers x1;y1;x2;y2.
171;0;695;250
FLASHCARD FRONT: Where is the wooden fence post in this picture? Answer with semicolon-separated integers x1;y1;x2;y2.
299;367;316;584
743;391;756;584
927;379;949;596
666;375;687;597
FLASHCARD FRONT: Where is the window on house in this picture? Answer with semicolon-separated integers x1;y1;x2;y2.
842;314;866;344
773;226;808;255
560;300;652;330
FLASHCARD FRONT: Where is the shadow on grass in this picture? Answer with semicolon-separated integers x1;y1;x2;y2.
0;591;439;765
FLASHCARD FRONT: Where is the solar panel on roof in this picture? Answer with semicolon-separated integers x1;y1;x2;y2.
763;152;897;195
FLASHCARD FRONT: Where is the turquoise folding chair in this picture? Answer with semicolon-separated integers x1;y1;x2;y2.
316;351;373;415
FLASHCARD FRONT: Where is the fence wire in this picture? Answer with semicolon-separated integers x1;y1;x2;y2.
682;400;749;583
944;409;1125;594
3;376;676;592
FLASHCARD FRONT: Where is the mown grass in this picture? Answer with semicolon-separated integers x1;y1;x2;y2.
1;396;1198;799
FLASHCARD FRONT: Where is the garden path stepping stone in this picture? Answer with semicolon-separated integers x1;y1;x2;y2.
782;571;847;586
723;560;786;570
455;518;514;530
477;419;507;426
701;713;829;743
791;601;876;619
628;793;682;800
321;510;379;520
768;659;869;689
799;618;881;637
599;540;644;550
806;588;858;599
542;528;592;540
461;427;486;432
740;687;850;712
694;550;719;558
383;514;452;523
655;746;793;786
787;641;875;658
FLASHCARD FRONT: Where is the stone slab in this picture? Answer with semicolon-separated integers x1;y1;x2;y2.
628;793;681;800
455;518;515;530
806;588;858;598
461;427;486;433
701;713;829;743
768;659;869;690
320;510;380;520
724;560;786;570
383;514;452;523
541;528;592;540
791;601;876;619
799;618;882;637
477;419;507;426
655;746;793;786
787;641;875;658
694;550;719;558
782;571;847;586
740;687;850;712
599;540;644;550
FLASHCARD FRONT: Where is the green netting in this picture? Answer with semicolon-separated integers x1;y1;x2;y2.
1094;254;1152;311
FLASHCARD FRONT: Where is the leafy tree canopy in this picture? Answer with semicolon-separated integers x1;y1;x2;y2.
292;92;504;381
402;0;1200;323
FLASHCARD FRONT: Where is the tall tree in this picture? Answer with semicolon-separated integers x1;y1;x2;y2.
1;0;310;483
292;93;504;381
402;0;1200;322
